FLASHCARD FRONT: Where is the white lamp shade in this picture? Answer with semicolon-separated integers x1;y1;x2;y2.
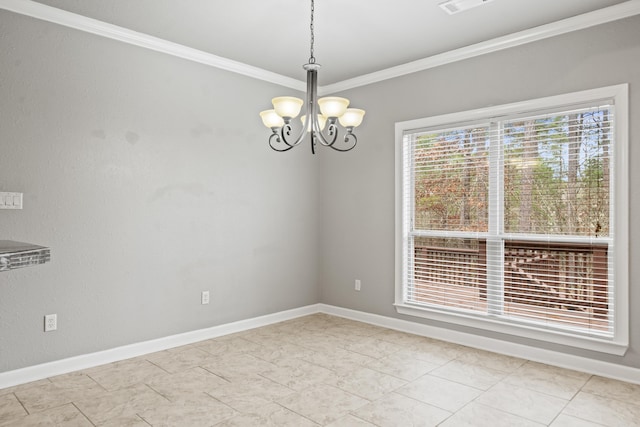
260;110;285;128
272;96;304;118
318;97;349;118
301;114;327;132
338;108;365;128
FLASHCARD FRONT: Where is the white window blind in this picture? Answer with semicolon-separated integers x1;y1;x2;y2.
396;86;628;353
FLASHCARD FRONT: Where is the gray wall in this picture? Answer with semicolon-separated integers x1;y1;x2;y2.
319;16;640;368
0;10;318;372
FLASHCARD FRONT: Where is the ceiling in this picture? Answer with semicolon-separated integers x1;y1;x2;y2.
24;0;632;85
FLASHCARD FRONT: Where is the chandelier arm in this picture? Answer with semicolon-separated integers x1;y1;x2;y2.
327;132;358;152
268;133;295;152
278;120;307;148
314;121;338;146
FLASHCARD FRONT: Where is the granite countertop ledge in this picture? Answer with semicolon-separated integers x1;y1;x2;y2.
0;240;51;272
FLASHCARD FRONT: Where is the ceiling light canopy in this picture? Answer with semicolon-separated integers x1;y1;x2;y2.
259;0;365;154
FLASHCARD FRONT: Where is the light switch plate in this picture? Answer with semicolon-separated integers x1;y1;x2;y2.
0;192;23;209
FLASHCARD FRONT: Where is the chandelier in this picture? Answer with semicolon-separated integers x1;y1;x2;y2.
259;0;365;154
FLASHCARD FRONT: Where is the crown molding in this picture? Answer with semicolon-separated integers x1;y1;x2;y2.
321;0;640;94
1;0;639;94
0;0;306;92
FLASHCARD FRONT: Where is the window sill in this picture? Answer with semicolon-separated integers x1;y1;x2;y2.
394;303;628;356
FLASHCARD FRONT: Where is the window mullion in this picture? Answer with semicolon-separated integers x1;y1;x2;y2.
404;134;415;303
486;121;504;316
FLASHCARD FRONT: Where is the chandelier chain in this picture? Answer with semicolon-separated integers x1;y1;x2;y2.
309;0;315;63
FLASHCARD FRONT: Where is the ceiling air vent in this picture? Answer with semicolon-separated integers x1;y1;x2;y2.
439;0;494;15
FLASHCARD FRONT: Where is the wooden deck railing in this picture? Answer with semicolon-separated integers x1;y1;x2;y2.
503;240;608;319
413;239;608;322
414;242;485;294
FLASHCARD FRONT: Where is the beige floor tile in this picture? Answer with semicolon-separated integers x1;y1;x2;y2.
563;391;640;426
373;329;429;347
407;339;465;362
324;323;389;341
216;402;318;426
276;383;369;425
288;313;335;328
246;328;303;344
366;353;438;381
138;392;236;427
0;403;92;427
97;415;151;427
303;348;376;375
352;392;451;427
146;367;229;401
49;371;105;392
14;372;105;414
269;317;324;335
396;374;482;412
207;374;295;412
201;352;277;382
247;342;316;363
476;382;568;424
287;332;353;353
332;319;387;333
439;402;545;427
14;382;72;414
260;357;336;391
16;373;106;414
0;379;51;397
165;342;200;353
195;336;263;356
431;359;506;390
236;325;294;346
395;345;459;367
455;348;527;373
325;367;407;401
74;383;168;425
325;415;376;426
519;361;591;380
582;375;640;406
145;346;212;373
0;393;28;422
83;358;167;391
504;361;591;399
343;337;402;359
550;414;606;427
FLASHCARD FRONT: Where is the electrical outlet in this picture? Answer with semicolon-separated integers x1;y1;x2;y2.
201;291;210;305
44;314;57;332
355;279;361;291
0;192;23;209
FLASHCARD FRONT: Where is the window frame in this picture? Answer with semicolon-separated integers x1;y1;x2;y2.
394;85;629;355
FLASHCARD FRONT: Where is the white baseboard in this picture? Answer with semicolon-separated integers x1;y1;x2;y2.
0;304;320;389
2;302;639;389
319;304;640;385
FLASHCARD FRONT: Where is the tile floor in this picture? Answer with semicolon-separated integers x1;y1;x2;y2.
1;313;640;426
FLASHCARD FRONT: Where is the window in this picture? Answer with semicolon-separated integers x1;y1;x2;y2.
395;85;628;355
